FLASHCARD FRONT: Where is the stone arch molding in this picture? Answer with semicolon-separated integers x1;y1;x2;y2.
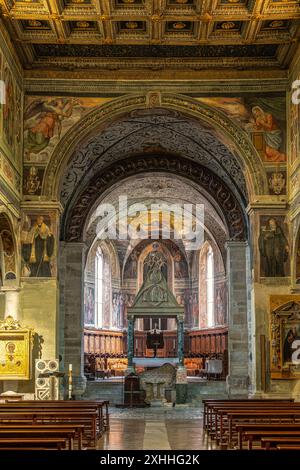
62;154;247;243
43;92;268;200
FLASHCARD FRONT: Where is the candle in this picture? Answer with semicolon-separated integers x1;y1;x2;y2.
68;364;73;400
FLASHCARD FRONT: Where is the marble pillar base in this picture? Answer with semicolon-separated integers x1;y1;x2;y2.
226;374;249;397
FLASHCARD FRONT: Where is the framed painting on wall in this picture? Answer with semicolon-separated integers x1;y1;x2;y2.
270;296;300;379
0;316;34;380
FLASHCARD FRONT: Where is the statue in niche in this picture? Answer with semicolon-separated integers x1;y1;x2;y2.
259;217;289;277
22;215;55;277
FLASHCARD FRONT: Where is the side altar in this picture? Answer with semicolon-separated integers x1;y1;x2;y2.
126;249;187;404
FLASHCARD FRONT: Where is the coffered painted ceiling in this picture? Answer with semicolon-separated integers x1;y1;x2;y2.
0;0;299;72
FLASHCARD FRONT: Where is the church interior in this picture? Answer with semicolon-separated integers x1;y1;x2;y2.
0;0;300;453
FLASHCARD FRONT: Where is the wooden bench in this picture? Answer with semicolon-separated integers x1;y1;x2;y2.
0;428;76;450
0;410;98;447
203;403;300;448
0;437;67;450
0;400;109;434
0;423;84;450
236;423;300;450
205;401;296;438
202;399;294;431
261;436;300;450
276;445;300;450
226;410;300;448
243;430;300;450
207;403;300;444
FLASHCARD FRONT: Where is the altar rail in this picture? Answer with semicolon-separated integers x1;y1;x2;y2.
186;327;228;356
84;326;228;357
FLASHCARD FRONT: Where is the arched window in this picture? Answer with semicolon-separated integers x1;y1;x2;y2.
95;247;104;328
206;246;214;327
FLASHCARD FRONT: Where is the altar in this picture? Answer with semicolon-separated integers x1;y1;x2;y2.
126;250;186;404
133;357;179;368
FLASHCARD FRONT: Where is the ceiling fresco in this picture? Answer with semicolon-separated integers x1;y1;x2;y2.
58;108;248;212
0;0;299;70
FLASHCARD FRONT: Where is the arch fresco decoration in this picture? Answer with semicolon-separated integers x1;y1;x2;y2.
61;154;248;243
0;211;18;285
43;93;268;201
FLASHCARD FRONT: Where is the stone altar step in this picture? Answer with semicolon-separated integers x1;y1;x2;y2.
83;380;124;405
83;378;227;405
187;380;228;404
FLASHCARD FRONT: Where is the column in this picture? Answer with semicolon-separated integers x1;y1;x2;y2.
61;242;87;398
177;319;185;366
127;316;135;372
4;288;20;319
225;241;250;397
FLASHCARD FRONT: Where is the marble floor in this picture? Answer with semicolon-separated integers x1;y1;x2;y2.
98;407;217;450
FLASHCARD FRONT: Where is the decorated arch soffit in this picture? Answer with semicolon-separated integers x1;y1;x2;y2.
62;153;247;243
43;93;268;202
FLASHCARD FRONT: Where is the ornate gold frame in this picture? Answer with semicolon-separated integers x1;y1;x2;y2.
0;316;34;380
270;296;300;380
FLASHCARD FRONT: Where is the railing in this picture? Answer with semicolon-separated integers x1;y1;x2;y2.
84;328;126;356
186;327;228;356
84;326;228;357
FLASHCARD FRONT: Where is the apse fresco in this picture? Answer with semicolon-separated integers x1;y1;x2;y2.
23;96;110;164
197;96;287;163
259;215;289;278
112;291;135;329
84;286;95;325
215;283;227;325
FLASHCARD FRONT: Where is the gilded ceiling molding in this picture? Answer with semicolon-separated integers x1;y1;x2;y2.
43;93;267;200
23;77;289;95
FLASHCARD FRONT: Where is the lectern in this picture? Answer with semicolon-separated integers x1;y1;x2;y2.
38;371;65;400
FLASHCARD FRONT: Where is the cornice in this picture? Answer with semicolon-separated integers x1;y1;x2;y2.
23;75;289;95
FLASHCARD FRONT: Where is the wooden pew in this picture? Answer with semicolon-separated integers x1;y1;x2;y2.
226;410;300;448
243;430;300;450
276;445;300;450
0;423;84;450
236;423;300;450
0;400;109;435
261;437;300;450
205;401;296;438
202;399;294;431
0;437;67;450
203;402;300;446
0;410;98;447
0;429;76;450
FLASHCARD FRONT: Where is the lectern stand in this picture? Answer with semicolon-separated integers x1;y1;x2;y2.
38;371;65;400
